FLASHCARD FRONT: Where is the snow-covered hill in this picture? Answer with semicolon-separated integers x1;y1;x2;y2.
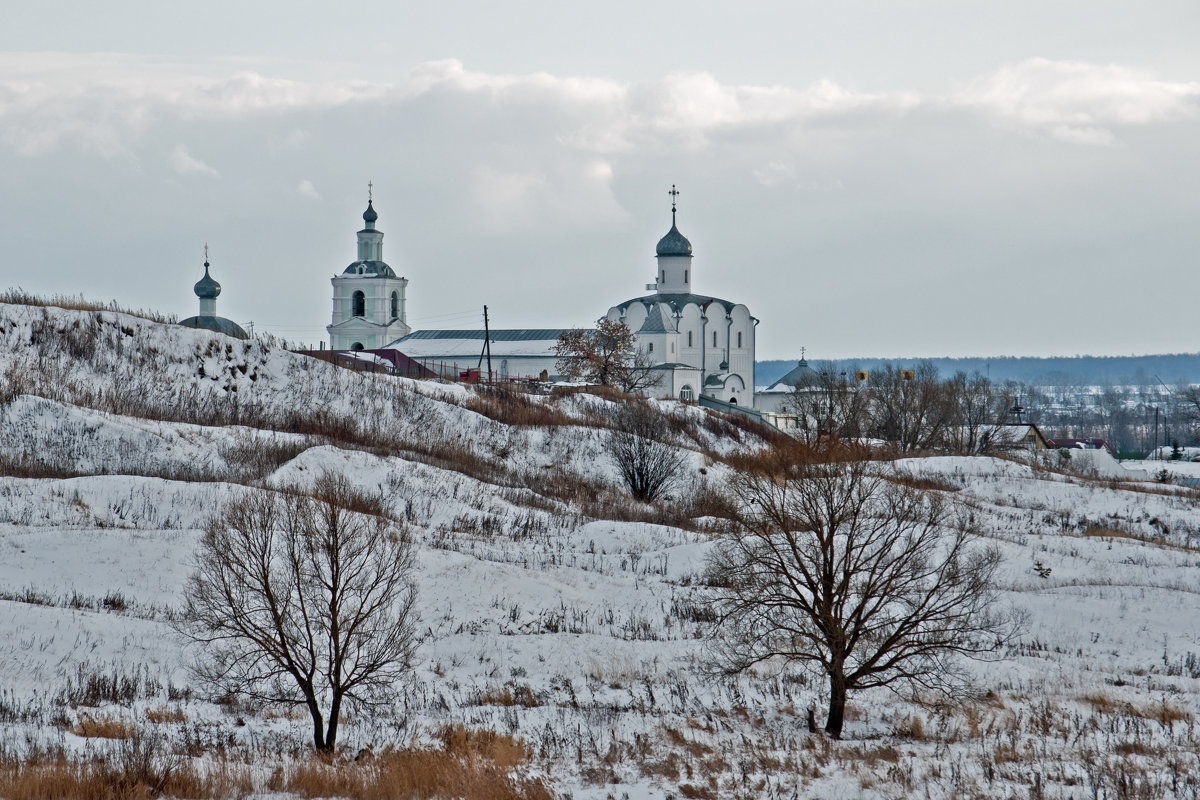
1;299;1199;799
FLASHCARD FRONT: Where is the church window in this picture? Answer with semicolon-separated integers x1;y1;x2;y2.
680;385;694;402
352;291;366;317
737;331;743;348
684;269;688;283
350;342;364;351
390;291;399;320
648;342;654;353
688;331;693;347
670;342;674;354
713;331;718;347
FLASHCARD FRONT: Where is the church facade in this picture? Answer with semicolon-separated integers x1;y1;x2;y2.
327;196;410;351
604;193;756;405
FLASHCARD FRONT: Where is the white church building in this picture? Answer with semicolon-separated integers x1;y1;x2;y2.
605;190;757;406
326;193;411;351
329;185;760;406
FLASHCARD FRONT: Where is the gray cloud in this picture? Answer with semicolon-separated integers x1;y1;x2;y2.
1;54;1198;359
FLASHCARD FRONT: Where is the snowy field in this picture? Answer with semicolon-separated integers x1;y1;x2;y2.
1;302;1199;799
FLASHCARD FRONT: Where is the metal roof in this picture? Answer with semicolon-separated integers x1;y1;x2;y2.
180;315;249;340
637;303;677;333
341;259;398;278
614;293;740;315
398;329;570;342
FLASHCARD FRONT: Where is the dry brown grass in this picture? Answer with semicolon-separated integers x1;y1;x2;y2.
282;743;549;800
0;754;252;800
0;735;546;800
1081;692;1193;726
470;685;542;708
465;386;584;428
885;472;962;493
1082;526;1138;540
144;706;186;724
437;724;529;768
70;715;137;739
893;714;926;740
0;290;174;324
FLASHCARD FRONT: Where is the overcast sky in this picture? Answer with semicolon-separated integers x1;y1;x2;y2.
2;1;1199;360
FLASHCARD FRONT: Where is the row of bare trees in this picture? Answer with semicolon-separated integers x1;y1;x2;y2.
784;363;1024;453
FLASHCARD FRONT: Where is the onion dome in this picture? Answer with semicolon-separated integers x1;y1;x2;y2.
656;222;693;256
363;200;378;225
194;262;221;299
657;184;692;256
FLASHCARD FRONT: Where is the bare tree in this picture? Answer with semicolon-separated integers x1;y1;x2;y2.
604;402;686;502
866;362;954;451
785;364;871;442
554;319;658;393
943;371;1017;454
706;450;1016;738
176;473;418;751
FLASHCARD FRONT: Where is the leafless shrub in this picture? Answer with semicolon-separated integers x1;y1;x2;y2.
604;402;686;502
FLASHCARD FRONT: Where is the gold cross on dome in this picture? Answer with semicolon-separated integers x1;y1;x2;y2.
204;243;209;263
669;184;679;211
368;180;373;201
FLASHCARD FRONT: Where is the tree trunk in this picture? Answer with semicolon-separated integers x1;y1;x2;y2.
825;671;847;739
306;694;328;751
325;691;343;751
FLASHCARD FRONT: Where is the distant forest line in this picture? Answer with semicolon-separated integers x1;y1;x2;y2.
756;354;1200;388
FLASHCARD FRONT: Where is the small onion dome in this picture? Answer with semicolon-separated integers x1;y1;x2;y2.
363;200;378;224
656;222;692;256
194;263;221;299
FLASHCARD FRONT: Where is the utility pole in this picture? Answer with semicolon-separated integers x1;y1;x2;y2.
477;305;493;382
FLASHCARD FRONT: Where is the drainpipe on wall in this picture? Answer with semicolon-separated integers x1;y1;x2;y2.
751;317;760;406
724;314;734;402
699;310;708;391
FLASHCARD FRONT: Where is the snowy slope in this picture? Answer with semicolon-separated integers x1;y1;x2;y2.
1;300;1199;799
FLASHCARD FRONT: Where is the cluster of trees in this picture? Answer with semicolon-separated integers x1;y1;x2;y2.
787;360;1200;456
784;363;1026;453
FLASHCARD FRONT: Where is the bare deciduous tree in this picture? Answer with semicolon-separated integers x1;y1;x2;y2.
706;451;1017;738
554;319;658;393
867;362;954;451
176;473;418;751
785;364;871;442
605;402;686;502
943;371;1018;454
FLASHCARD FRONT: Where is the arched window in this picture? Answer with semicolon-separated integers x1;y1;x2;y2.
679;385;694;402
390;291;399;320
648;342;654;353
737;331;743;348
352;290;365;317
350;342;364;351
